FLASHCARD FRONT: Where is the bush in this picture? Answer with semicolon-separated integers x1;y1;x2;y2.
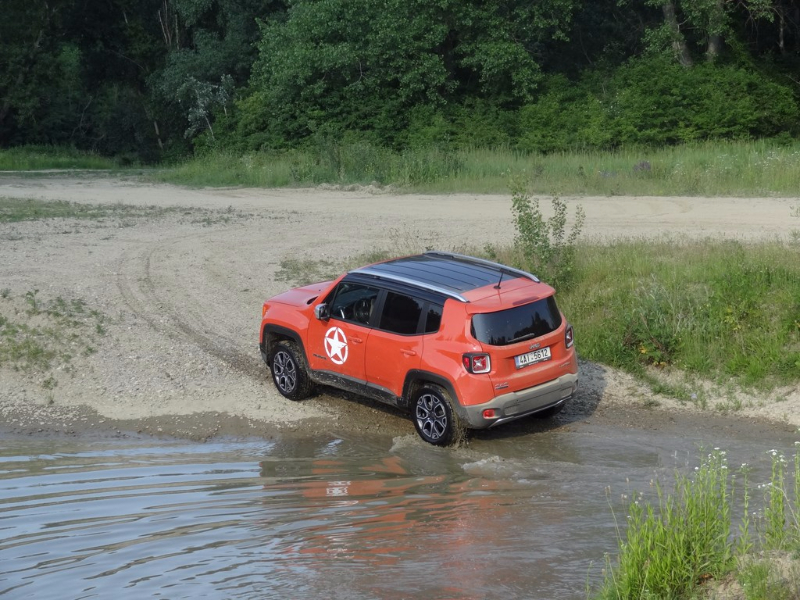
517;75;612;153
506;174;585;289
610;58;798;146
515;62;798;154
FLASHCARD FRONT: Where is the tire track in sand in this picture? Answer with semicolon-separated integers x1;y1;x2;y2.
115;231;264;380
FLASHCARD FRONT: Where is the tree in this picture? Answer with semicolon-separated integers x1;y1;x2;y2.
245;0;578;146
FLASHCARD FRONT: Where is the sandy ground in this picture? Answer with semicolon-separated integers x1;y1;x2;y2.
1;173;798;441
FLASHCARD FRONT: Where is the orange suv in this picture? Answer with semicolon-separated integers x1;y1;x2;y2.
259;252;578;445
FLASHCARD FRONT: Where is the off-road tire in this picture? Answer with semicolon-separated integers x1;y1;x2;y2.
412;385;466;446
270;341;313;400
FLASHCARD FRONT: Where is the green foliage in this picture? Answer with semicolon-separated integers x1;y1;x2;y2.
245;0;576;146
0;146;117;170
506;175;585;289
156;140;800;198
517;60;798;153
601;450;734;599
610;58;797;145
517;75;612;153
3;0;800;160
560;240;800;388
597;446;800;599
737;560;794;600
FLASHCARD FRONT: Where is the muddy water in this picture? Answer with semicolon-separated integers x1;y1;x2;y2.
1;421;796;600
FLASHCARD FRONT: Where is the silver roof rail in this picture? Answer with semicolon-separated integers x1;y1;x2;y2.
350;267;469;303
423;251;540;283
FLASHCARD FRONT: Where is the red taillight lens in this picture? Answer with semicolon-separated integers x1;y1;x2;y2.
565;324;574;348
472;355;490;373
462;353;491;374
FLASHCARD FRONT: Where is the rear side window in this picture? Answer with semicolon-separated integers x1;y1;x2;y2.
471;296;562;346
425;304;443;333
379;292;424;335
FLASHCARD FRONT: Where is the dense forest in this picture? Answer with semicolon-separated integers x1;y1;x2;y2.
2;0;800;161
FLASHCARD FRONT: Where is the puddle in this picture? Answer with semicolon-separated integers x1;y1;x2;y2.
0;421;797;599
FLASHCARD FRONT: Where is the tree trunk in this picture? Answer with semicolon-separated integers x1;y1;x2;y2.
705;0;724;62
663;1;693;67
707;32;722;61
0;27;45;125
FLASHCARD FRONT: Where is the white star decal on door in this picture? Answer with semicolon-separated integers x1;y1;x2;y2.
324;326;349;365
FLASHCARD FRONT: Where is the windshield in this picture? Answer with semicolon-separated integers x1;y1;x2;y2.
471;296;562;346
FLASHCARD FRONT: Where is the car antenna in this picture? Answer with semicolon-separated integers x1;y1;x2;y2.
494;271;503;290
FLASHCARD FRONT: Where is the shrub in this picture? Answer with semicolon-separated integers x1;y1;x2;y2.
507;174;585;289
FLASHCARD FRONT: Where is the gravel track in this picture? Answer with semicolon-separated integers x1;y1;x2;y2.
1;174;798;440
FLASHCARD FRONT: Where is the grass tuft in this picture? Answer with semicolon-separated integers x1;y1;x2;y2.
0;145;118;170
597;447;800;599
0;291;107;375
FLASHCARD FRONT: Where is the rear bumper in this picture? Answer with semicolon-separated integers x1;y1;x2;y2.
460;372;578;429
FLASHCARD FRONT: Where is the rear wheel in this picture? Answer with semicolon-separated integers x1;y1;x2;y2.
270;341;313;400
412;385;466;446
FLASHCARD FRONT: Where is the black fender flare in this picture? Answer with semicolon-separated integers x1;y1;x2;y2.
261;325;306;363
402;370;468;422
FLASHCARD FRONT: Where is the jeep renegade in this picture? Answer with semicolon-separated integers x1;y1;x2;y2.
259;252;578;445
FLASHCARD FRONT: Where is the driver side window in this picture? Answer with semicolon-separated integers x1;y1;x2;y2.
329;282;380;326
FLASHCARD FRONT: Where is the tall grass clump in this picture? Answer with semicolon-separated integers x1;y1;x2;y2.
155;139;800;196
557;240;800;389
0;146;118;170
601;450;733;599
597;446;800;599
153;144;465;188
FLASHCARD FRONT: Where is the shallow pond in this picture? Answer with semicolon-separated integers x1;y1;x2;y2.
1;419;797;599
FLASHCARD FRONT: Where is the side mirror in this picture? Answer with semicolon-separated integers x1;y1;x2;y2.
314;303;330;320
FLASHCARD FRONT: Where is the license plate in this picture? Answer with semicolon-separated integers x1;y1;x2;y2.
514;347;551;369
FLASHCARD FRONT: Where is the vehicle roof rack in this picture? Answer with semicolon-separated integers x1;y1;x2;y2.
350;267;469;303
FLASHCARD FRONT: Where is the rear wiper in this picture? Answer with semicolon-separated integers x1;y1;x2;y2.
507;332;538;344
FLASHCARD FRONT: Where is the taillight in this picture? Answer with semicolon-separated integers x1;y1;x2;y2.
565;324;574;348
463;353;491;374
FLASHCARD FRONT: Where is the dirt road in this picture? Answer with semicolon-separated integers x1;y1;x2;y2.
1;175;798;440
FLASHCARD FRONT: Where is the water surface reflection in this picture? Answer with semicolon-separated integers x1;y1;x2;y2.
0;423;795;599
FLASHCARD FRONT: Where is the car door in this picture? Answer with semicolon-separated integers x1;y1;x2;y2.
365;291;426;397
306;280;380;385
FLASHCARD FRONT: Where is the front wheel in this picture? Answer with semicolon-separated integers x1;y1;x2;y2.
412;385;466;446
270;341;313;400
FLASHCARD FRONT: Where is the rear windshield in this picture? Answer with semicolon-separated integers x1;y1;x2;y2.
471;296;562;346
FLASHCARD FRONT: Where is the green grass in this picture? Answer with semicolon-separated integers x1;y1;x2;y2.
596;448;800;599
0;145;118;170
558;240;800;389
0;197;254;226
0;197;164;223
7;140;800;196
0;290;107;377
153;139;800;196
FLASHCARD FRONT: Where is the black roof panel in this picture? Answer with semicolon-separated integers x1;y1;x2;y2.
349;252;539;302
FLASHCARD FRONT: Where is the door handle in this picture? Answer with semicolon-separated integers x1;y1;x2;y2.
401;349;417;357
351;336;364;344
